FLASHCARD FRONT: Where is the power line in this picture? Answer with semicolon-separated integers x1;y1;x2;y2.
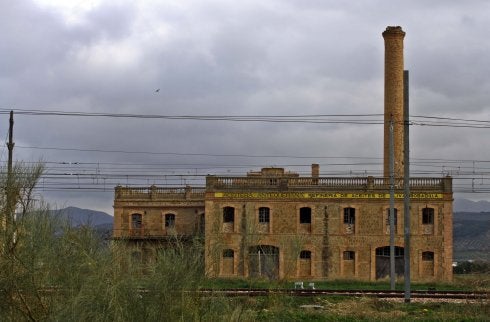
2;108;490;128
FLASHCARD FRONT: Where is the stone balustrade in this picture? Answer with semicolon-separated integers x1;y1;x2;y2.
115;185;206;200
207;176;452;192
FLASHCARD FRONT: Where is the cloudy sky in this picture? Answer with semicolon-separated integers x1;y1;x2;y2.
1;0;489;214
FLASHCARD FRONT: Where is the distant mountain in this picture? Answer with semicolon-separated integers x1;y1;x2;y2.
453;211;490;261
454;198;490;212
51;207;113;227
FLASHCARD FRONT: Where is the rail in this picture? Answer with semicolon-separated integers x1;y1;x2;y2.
197;288;487;300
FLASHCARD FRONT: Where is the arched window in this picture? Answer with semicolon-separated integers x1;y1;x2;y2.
376;246;404;257
422;251;434;261
131;213;142;229
299;250;311;259
222;249;235;275
223;207;235;223
258;207;270;223
223;249;234;258
300;207;311;224
165;213;175;228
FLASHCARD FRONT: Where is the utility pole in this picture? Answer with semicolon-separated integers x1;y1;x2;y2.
5;111;15;250
389;115;395;290
403;70;411;302
7;111;14;178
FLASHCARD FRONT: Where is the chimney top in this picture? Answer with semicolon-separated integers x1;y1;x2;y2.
383;26;405;37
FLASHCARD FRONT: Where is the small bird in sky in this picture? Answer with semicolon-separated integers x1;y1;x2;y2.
155;89;160;93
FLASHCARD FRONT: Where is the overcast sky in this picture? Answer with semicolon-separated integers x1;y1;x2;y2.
1;0;490;214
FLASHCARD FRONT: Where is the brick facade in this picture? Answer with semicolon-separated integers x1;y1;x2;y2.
203;167;453;282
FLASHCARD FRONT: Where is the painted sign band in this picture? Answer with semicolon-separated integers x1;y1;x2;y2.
213;192;443;199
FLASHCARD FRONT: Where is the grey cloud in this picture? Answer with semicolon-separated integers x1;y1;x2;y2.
2;0;490;211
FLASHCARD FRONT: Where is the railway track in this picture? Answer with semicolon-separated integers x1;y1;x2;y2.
198;288;488;300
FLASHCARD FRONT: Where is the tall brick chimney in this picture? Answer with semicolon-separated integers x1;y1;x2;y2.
311;164;319;177
383;26;405;178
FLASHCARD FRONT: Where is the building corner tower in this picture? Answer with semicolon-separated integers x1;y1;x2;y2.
383;26;405;178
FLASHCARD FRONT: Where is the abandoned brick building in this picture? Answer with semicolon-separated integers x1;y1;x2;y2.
112;26;454;281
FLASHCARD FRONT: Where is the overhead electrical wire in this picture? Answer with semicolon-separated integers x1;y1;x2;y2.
1;108;490;128
1;108;490;196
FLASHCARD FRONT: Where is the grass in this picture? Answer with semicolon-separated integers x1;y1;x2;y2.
453;273;490;290
197;295;490;321
202;275;489;292
198;275;490;321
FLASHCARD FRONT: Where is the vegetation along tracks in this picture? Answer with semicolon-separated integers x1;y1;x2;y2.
197;288;489;300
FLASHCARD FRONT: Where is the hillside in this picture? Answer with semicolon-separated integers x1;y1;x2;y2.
453;211;490;261
51;206;113;227
454;199;490;212
50;207;113;241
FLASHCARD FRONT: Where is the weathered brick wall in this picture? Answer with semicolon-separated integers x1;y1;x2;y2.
113;199;204;237
205;192;452;282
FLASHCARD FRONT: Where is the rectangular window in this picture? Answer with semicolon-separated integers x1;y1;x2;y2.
343;251;355;260
131;213;142;229
300;207;312;224
258;207;270;223
165;214;175;228
223;207;235;223
344;207;355;224
422;207;434;224
386;208;398;225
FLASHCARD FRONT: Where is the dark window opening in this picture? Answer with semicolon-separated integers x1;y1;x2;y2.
299;250;311;259
422;251;434;261
344;207;355;224
376;246;404;257
223;207;235;223
386;208;398;225
422;207;434;225
258;207;270;223
300;207;312;224
165;213;175;228
223;249;234;258
343;251;355;260
131;213;142;229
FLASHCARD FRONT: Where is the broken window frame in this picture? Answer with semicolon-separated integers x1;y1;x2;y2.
344;207;355;224
131;213;142;229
